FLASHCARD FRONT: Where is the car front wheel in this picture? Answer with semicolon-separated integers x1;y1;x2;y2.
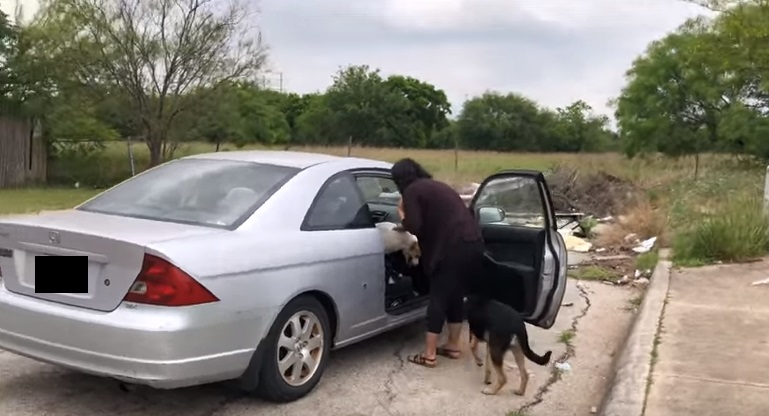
256;296;331;403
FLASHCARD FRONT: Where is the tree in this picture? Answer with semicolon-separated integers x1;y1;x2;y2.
322;65;399;147
0;9;21;113
614;18;736;175
280;92;318;147
710;0;769;160
31;0;267;165
383;75;451;148
0;10;14;86
457;92;549;152
552;101;615;152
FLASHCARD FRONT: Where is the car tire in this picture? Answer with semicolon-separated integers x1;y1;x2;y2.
255;295;332;403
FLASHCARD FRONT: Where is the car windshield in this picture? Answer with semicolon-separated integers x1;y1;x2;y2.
78;159;299;228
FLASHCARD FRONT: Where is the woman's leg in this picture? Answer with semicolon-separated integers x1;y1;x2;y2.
408;282;450;367
438;240;485;358
439;291;465;357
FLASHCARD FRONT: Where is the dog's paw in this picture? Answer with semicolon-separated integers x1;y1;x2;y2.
514;389;525;396
475;359;483;367
484;379;492;385
481;387;498;395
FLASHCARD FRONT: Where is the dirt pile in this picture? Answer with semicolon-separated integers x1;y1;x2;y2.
546;165;641;218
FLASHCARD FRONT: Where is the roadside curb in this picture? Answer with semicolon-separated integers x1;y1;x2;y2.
598;249;671;416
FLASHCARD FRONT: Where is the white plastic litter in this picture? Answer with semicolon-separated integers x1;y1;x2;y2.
751;277;769;286
632;236;657;254
554;361;571;372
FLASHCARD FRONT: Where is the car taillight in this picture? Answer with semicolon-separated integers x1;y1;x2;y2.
123;254;219;306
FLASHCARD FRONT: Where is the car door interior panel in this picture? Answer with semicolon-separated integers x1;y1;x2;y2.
478;224;542;316
481;253;534;316
480;225;543;271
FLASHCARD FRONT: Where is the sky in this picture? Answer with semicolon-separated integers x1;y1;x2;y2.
3;0;709;119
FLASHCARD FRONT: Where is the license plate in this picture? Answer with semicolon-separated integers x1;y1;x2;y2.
34;255;89;294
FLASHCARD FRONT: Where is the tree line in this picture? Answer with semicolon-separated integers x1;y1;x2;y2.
0;0;618;166
615;0;769;165
2;0;769;167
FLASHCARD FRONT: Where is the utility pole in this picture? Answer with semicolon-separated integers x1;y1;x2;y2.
279;72;284;93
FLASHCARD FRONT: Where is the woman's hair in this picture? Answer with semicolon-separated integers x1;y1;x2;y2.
391;158;432;193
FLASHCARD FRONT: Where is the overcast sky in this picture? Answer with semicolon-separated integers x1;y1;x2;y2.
4;0;708;119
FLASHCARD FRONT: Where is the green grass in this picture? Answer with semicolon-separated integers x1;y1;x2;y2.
568;265;616;281
558;329;576;344
671;194;769;266
635;250;659;271
0;187;102;216
49;140;715;188
578;216;599;237
625;294;644;312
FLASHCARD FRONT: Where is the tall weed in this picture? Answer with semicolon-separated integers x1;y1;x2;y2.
673;195;769;265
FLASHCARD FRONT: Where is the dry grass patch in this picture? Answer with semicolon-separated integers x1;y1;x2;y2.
596;199;669;248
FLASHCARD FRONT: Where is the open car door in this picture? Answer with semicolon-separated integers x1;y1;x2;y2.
470;170;568;329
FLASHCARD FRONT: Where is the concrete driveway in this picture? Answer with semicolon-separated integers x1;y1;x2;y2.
0;279;638;416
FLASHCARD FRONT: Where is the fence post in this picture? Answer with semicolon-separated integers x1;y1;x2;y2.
764;164;769;215
127;137;136;176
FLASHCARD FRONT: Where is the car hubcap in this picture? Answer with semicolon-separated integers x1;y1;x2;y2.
277;310;324;387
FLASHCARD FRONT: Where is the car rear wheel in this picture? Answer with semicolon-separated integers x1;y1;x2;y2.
256;296;331;402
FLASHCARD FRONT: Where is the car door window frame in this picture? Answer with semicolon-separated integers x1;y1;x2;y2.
534;175;566;325
301;171;375;231
471;170;556;231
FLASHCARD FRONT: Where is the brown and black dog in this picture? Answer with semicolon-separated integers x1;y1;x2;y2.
466;294;552;396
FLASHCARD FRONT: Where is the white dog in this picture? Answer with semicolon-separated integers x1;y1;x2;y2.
375;221;421;267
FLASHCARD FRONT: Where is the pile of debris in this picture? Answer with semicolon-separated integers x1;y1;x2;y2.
546;165;641;218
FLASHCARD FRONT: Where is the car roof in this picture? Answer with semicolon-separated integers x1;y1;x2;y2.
182;150;344;168
184;149;392;168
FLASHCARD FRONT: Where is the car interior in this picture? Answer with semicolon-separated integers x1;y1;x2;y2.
354;175;543;317
366;199;430;314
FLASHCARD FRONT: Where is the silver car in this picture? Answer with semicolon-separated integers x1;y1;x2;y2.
0;151;567;402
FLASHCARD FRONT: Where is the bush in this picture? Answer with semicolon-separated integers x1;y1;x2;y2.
673;195;769;265
48;146;139;188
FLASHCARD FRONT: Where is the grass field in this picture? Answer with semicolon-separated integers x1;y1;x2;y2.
3;142;699;215
47;140;721;187
0;188;101;216
2;142;768;265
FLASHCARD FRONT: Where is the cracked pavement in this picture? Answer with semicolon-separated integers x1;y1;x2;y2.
0;279;639;416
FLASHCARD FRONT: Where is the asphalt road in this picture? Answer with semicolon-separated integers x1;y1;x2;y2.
0;277;639;416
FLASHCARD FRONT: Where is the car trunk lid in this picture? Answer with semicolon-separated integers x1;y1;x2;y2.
0;209;223;311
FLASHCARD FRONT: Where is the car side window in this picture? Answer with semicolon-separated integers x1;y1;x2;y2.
303;173;374;231
355;176;401;205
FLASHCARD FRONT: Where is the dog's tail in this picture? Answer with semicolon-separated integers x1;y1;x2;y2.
516;326;552;366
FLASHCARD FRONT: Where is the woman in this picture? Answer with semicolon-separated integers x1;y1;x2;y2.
392;158;486;368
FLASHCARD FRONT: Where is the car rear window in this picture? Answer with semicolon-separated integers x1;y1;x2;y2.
78;159;299;228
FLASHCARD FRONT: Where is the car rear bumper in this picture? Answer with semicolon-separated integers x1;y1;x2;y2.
0;288;276;389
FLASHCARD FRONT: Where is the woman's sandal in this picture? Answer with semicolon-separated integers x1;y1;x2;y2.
436;346;462;359
407;354;437;368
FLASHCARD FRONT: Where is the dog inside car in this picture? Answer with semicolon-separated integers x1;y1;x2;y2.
375;221;421;267
466;293;552;396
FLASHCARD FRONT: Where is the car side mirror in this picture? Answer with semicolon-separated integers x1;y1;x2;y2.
476;206;506;224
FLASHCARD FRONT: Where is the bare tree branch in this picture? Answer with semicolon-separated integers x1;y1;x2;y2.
40;0;267;165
